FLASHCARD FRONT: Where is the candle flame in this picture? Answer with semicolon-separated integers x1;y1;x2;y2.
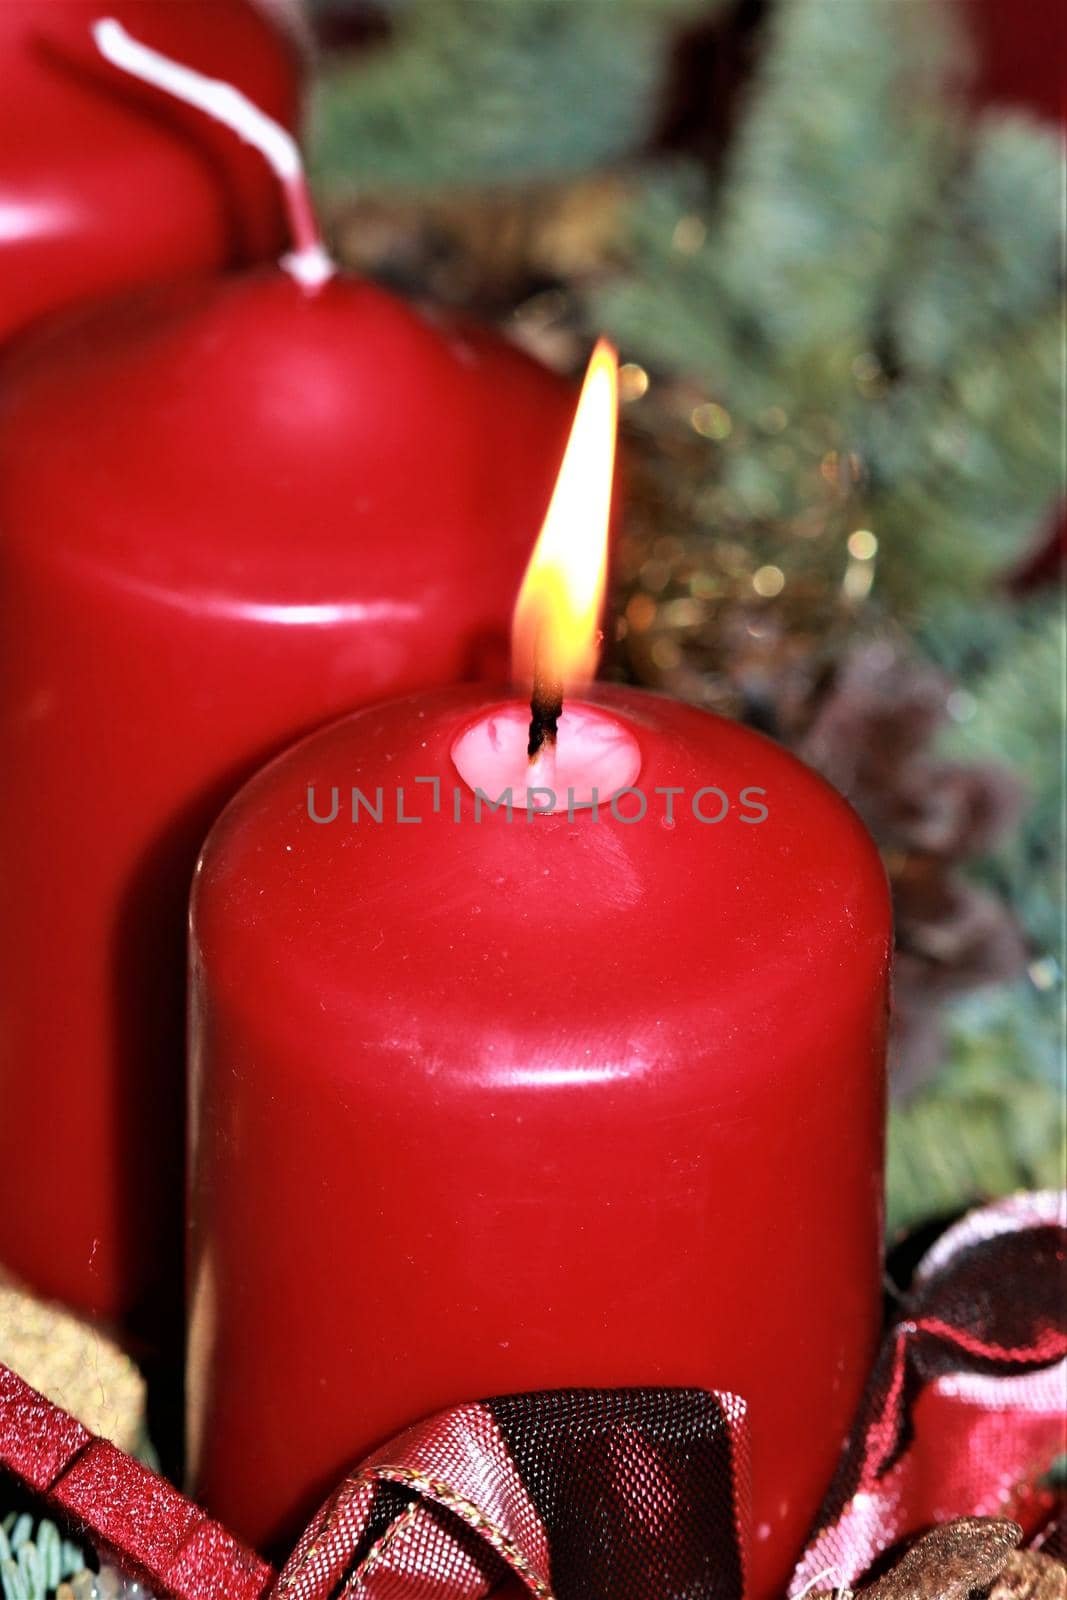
511;338;618;693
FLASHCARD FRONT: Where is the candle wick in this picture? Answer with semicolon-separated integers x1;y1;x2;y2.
91;17;336;291
528;661;563;765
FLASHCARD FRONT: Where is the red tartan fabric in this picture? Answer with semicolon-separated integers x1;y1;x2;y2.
0;1191;1062;1599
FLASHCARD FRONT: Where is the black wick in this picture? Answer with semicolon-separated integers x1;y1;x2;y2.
527;641;563;762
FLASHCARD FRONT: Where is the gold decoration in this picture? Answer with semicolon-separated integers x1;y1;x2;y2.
328;175;626;324
0;1276;146;1453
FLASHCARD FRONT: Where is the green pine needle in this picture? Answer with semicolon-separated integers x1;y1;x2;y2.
0;1515;87;1600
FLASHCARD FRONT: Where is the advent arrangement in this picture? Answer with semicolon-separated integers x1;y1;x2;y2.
0;6;1062;1600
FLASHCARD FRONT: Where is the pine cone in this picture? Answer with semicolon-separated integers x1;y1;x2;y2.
863;1519;1023;1600
811;1521;1067;1600
796;640;1027;1090
988;1551;1067;1600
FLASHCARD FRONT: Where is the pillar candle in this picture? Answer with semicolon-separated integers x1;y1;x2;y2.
0;0;301;344
0;28;574;1331
186;349;891;1596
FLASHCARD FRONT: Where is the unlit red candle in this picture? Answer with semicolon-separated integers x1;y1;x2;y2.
0;30;573;1335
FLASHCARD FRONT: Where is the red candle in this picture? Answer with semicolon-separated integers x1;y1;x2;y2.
0;29;574;1331
0;0;302;344
187;349;891;1596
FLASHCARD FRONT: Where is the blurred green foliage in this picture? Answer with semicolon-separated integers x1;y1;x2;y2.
595;0;1064;608
312;0;722;190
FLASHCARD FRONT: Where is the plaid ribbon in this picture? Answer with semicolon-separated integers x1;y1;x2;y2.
791;1189;1066;1591
0;1191;1062;1599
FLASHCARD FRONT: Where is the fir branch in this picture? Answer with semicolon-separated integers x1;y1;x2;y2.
594;0;1064;607
938;601;1067;966
310;0;720;193
0;1514;85;1600
888;982;1067;1237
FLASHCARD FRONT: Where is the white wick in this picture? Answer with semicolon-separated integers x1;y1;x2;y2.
92;17;335;290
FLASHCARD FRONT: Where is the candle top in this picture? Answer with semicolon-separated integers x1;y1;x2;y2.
0;270;573;607
452;702;642;808
0;0;301;340
92;15;331;289
194;682;892;1085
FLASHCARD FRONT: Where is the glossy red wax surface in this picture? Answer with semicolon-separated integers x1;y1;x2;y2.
0;275;574;1329
0;0;300;343
187;683;892;1597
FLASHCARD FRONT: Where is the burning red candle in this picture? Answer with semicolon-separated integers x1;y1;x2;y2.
0;0;301;343
0;27;573;1332
187;347;891;1596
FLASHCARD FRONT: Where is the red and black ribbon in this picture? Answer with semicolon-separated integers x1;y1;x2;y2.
0;1190;1062;1598
278;1388;748;1599
792;1190;1066;1591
